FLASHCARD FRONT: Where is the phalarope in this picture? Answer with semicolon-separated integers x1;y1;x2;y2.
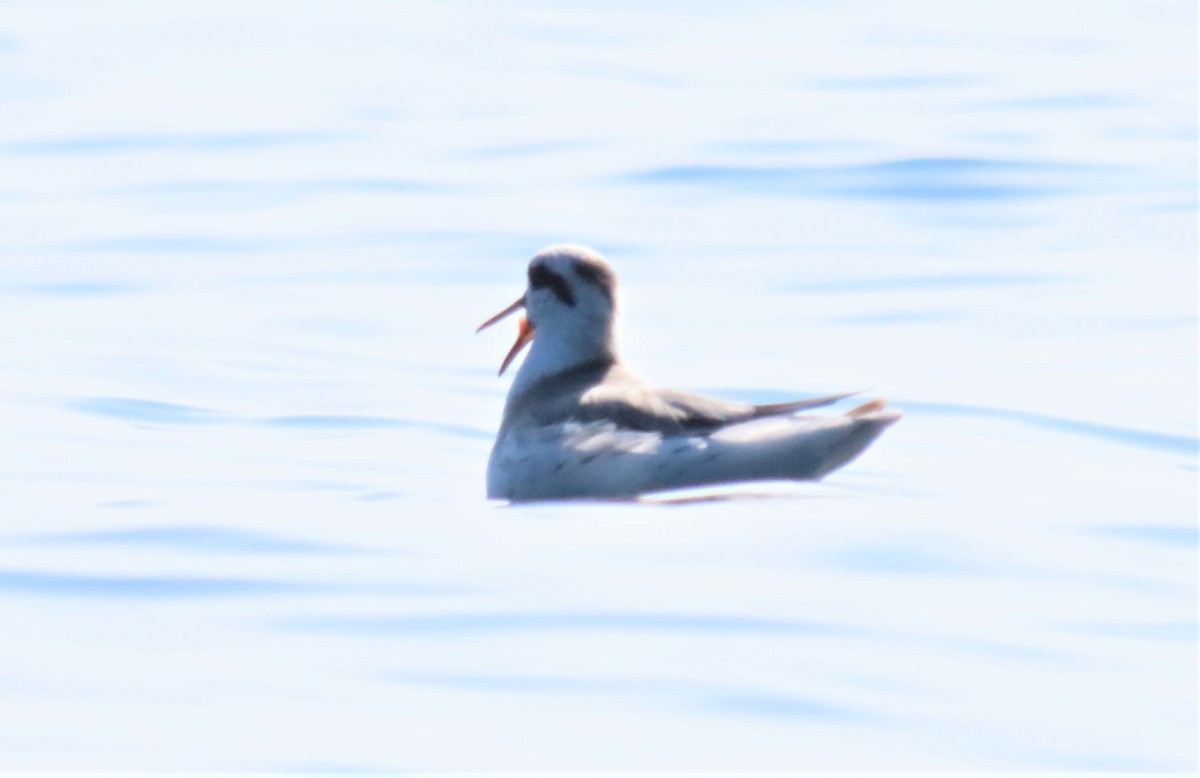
478;245;899;501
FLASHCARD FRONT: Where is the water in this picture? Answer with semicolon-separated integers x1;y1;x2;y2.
1;0;1195;771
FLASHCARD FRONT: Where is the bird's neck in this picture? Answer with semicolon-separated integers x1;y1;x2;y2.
509;325;617;400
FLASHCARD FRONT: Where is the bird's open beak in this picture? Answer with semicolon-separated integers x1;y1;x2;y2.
477;296;535;376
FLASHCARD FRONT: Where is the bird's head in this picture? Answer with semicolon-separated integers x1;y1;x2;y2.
477;245;619;376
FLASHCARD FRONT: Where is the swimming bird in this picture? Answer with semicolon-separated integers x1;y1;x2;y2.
477;245;899;501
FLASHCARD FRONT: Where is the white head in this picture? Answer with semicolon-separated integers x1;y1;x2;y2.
477;245;620;389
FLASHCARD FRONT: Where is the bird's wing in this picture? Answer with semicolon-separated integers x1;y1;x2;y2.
746;391;861;417
509;360;858;435
573;373;858;434
653;388;859;430
575;384;750;433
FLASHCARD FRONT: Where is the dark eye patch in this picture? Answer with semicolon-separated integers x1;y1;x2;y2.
528;264;576;306
571;260;615;304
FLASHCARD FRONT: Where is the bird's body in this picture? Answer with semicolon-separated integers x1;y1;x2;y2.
479;245;899;501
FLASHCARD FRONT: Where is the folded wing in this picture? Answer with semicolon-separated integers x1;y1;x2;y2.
572;370;858;434
508;360;861;435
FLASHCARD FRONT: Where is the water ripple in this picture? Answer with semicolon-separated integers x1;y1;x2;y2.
13;525;360;555
56;229;572;260
261;415;411;430
384;671;649;694
974;94;1133;111
260;415;492;439
810;74;982;91
0;569;308;598
1089;524;1198;548
1055;621;1197;641
704;690;870;720
817;541;992;576
384;671;873;721
790;272;1060;293
5;280;146;296
1;131;346;156
73;236;268;254
69;397;492;439
459;140;596;159
121;179;439;195
72;397;224;425
903;400;1198;456
278;611;859;637
712;139;879;155
830;310;962;326
620;157;1113;201
113;179;444;210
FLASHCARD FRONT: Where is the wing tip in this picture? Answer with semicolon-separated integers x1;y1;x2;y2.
752;390;861;418
846;399;902;424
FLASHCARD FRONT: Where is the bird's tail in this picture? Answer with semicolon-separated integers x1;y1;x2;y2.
644;402;901;492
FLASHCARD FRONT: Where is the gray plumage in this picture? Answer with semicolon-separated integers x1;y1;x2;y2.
500;358;857;436
480;245;900;501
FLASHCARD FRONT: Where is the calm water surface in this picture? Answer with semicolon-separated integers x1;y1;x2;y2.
0;1;1196;771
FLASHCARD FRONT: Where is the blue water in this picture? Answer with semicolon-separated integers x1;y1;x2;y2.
0;0;1195;771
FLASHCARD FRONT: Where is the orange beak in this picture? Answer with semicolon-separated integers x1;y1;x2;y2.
477;296;535;376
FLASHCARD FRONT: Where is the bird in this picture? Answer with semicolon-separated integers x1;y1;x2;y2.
477;245;900;501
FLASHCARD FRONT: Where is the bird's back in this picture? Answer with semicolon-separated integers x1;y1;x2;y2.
488;363;900;500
